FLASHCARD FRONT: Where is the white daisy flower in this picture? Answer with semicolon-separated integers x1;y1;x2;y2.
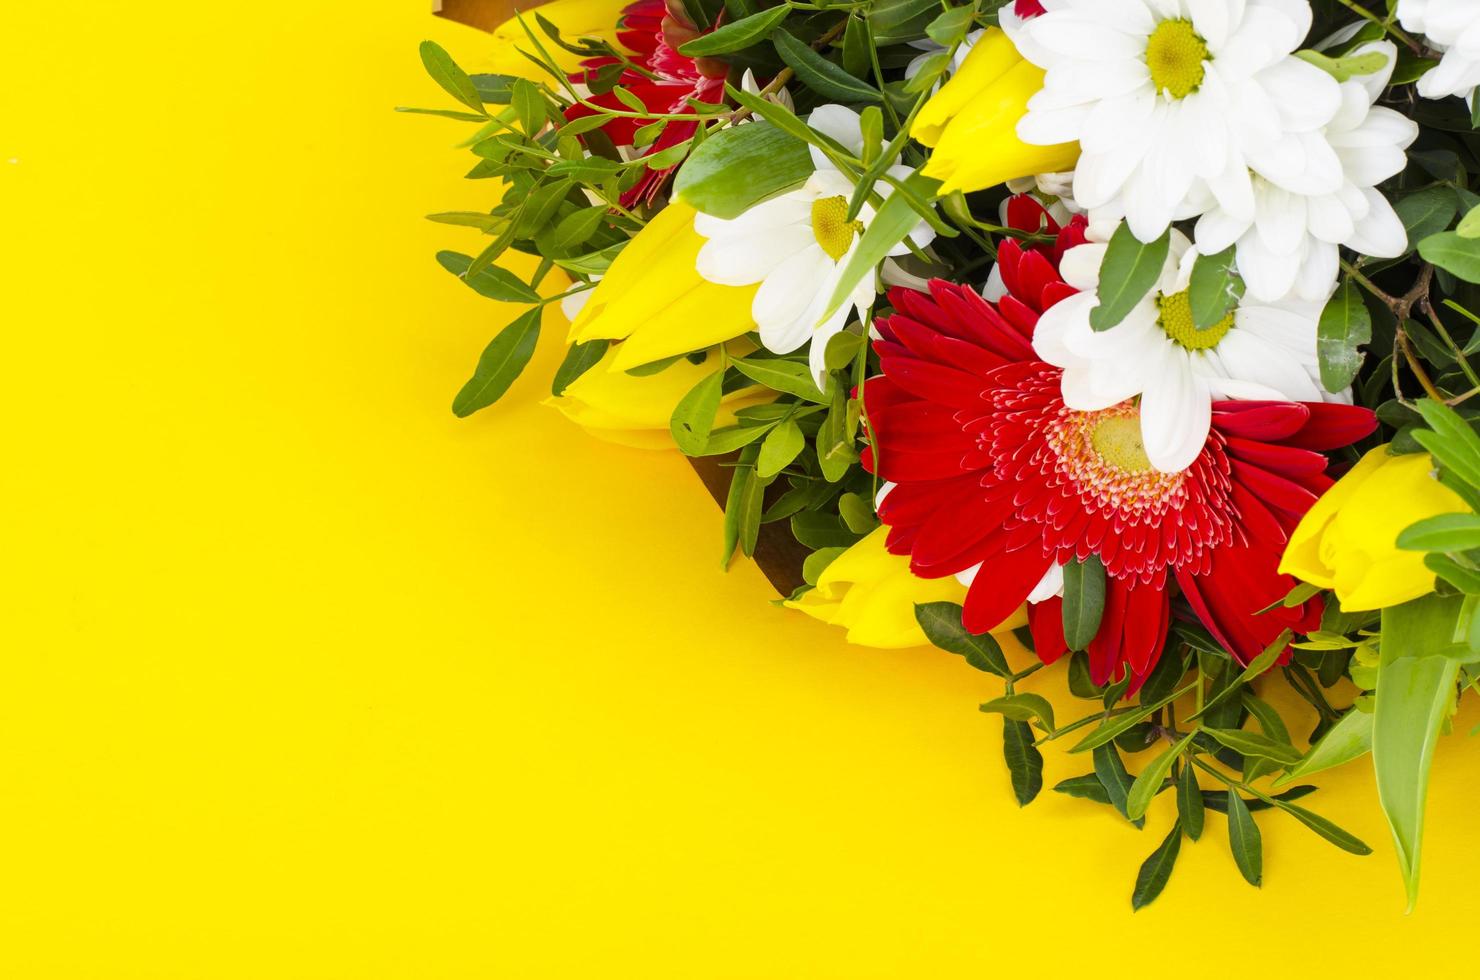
1006;0;1343;243
1193;42;1419;302
1398;0;1480;108
1034;228;1332;473
693;106;936;387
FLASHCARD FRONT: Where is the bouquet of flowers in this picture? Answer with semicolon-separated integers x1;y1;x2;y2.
407;0;1480;908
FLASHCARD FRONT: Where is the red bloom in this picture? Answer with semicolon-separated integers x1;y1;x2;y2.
862;199;1376;692
564;0;727;207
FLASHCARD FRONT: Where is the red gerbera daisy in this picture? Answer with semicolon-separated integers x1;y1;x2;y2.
862;199;1376;692
564;0;727;207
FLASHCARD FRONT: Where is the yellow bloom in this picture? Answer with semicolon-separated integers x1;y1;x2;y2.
1280;446;1470;611
912;28;1080;196
567;201;758;371
547;343;768;450
481;0;632;79
788;528;1027;648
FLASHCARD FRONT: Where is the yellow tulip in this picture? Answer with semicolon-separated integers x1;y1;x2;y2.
788;528;1028;648
912;28;1080;196
481;0;632;79
1280;446;1470;612
567;201;758;371
547;342;768;450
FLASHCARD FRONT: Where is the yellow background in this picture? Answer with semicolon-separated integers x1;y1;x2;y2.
3;2;1480;976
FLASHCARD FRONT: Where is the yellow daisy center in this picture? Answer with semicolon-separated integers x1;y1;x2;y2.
811;195;864;262
1145;19;1208;99
1090;415;1153;474
1156;289;1233;351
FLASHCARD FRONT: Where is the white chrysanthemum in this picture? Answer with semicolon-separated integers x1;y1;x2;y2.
1007;0;1343;243
1034;229;1331;473
1398;0;1480;107
694;106;935;386
1193;41;1418;302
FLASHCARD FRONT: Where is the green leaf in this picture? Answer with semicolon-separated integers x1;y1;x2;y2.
914;602;1011;677
837;492;877;534
1093;743;1143;828
1187;246;1241;329
1374;593;1464;910
1413;398;1480;489
1177;762;1205;841
551;339;608;396
1202;728;1303;766
451;307;541;417
1088;224;1170;331
822;174;936;324
1426;552;1480;594
802;546;847;586
842;15;870;77
1203;784;1315;814
1418;231;1480;284
1225;789;1263;887
1397;512;1480;552
1054;773;1111;804
1396;187;1459;249
1458;203;1480;239
419;40;486;115
1130;822;1182;911
700;421;778;455
468;73;515;104
925;4;975;45
731;357;830;402
1061;556;1107;651
425;211;507;232
815;384;858;482
772;29;884;104
1185;629;1291;723
1126;732;1195;821
1002;718;1044;806
1071;681;1192;753
1293;48;1392;82
756;420;805;479
669;369;726;455
1316;282;1372;392
823;330;865;371
678;5;792;56
722;446;765;564
868;0;938;45
980;693;1056;731
435;251;541;303
539;206;608;256
1273;801;1373;855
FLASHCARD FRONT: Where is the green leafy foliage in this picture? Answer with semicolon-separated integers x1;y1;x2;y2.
1088;225;1170;331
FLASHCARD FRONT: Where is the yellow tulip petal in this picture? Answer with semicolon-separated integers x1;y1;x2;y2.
1279;445;1390;585
912;28;1021;146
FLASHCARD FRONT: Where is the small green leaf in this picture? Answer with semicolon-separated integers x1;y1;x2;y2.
551;339;609;396
678;5;792;56
1177;761;1205;840
1413;398;1480;490
1003;718;1044;806
980;693;1056;731
1126;732;1195;821
1273;801;1373;855
837;492;878;533
1317;282;1372;392
756;420;805;479
540;206;608;255
721;445;765;565
914;602;1011;677
823;330;865;371
1374;593;1465;910
1071;682;1191;754
419;40;486;114
1054;773;1111;804
1458;203;1480;239
451;307;542;417
1397;512;1480;552
1130;822;1182;911
1093;743;1144;828
1225;789;1263;886
670;369;726;455
468;73;515;104
868;0;938;44
1202;728;1303;766
1293;48;1391;82
435;251;540;303
802;546;847;586
1396;187;1459;249
1418;231;1480;284
822;171;939;325
1187;246;1241;329
732;357;830;402
1088;224;1170;331
925;4;975;45
772;29;884;104
1061;556;1107;651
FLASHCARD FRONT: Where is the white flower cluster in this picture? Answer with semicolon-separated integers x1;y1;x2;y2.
1398;0;1480;109
1006;0;1418;303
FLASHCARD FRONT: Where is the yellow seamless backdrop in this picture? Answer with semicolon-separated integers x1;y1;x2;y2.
1;2;1478;976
